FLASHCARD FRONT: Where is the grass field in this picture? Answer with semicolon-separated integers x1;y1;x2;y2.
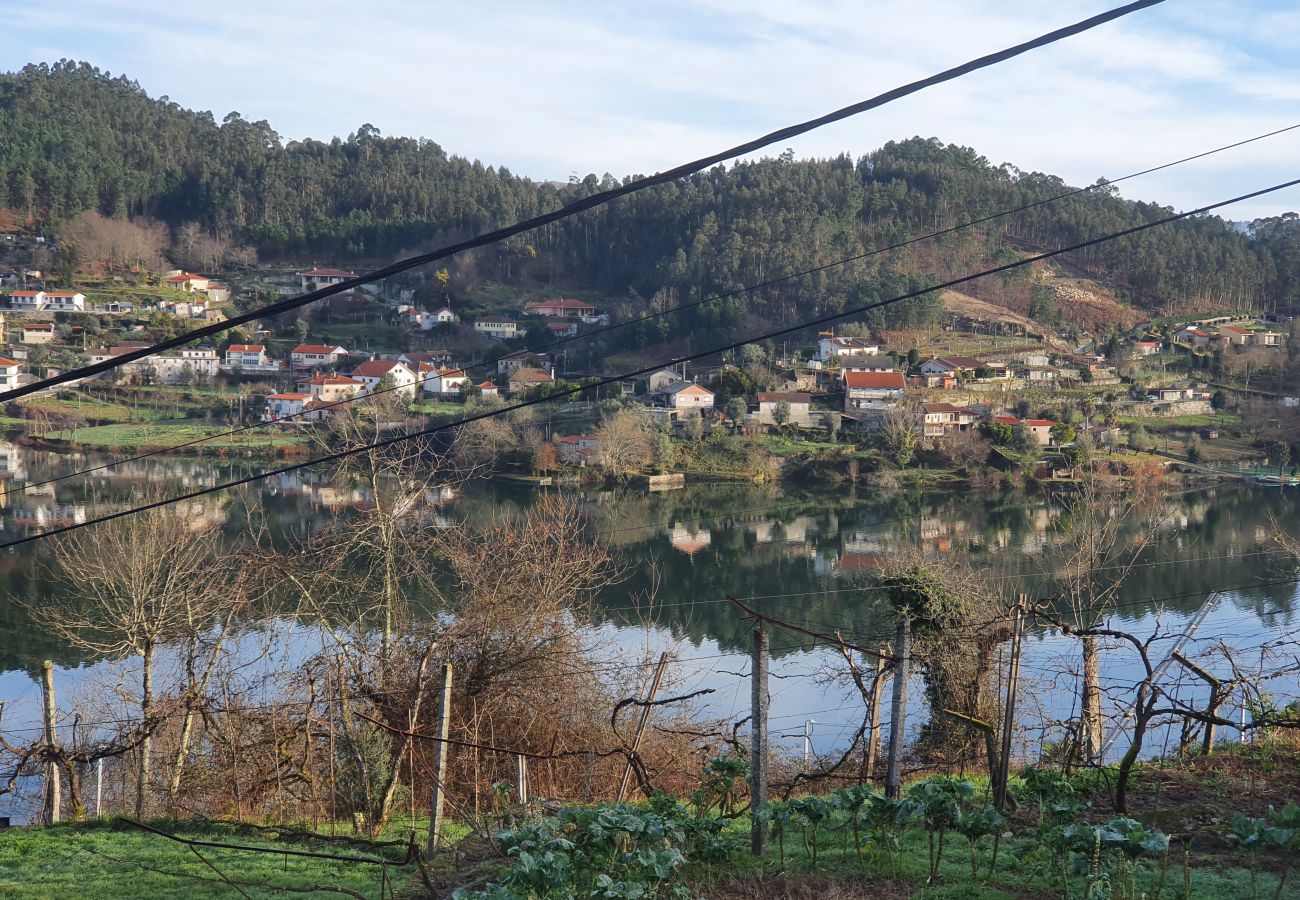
40;422;308;453
0;818;417;899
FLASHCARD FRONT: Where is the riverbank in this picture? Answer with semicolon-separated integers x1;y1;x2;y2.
6;742;1293;899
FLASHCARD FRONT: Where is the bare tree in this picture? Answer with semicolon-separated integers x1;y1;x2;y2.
30;497;234;816
1046;465;1168;766
593;409;653;476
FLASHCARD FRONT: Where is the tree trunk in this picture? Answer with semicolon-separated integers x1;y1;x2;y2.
169;621;231;810
1115;689;1150;813
1080;635;1103;764
137;641;154;818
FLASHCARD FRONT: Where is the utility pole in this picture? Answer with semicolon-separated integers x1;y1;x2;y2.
995;597;1025;812
424;661;453;858
616;652;670;802
750;624;769;855
885;617;910;799
41;660;60;824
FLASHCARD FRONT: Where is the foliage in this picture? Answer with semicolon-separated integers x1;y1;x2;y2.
456;804;692;900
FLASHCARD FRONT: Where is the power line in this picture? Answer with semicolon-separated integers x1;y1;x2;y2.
4;170;1297;550
9;115;1295;501
0;0;1165;403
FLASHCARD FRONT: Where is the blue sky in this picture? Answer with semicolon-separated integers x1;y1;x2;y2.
2;0;1299;217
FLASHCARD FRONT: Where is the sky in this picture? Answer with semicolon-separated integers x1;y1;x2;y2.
1;0;1299;218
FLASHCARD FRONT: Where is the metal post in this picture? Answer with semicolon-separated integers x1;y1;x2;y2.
885;617;910;799
995;598;1025;812
750;624;769;855
425;662;453;858
616;652;670;802
516;755;528;806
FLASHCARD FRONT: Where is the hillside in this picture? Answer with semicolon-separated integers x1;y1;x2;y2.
4;60;1300;356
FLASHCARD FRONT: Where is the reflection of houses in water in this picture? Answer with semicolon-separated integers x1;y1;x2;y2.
669;523;712;555
918;515;968;553
11;504;87;528
0;443;26;485
748;515;822;546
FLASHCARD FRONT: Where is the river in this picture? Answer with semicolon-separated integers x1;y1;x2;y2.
1;444;1298;808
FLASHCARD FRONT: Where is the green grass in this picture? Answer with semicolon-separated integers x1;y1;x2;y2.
41;422;308;453
0;818;416;899
19;396;179;424
679;813;1273;899
1118;413;1238;430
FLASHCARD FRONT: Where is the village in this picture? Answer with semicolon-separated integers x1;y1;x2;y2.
0;254;1295;480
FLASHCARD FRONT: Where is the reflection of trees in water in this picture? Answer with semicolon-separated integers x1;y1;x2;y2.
2;470;1299;675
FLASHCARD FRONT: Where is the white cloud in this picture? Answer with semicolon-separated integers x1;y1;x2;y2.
0;0;1298;217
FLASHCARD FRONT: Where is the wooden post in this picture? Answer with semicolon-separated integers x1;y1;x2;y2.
995;598;1025;812
750;624;769;856
41;660;61;825
885;617;911;799
864;654;886;783
425;661;453;858
616;652;670;802
1172;651;1223;756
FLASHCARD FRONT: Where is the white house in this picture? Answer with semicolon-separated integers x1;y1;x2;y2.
7;290;44;310
661;382;715;409
817;336;879;362
757;392;812;426
350;359;418;398
298;268;354;291
291;344;349;370
497;350;547;375
0;357;20;392
556;434;599;464
165;272;210;293
648;368;684;393
919;356;983;377
43;291;86;311
300;374;365;402
264;393;311;422
418;365;470;396
224;343;279;372
843;370;905;413
546;320;579;338
432;306;457;324
474;316;519;340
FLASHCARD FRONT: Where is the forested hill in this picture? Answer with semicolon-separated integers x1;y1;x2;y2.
5;60;1300;338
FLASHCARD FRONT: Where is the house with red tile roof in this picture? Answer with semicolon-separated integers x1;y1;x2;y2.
350;359;418;397
524;298;597;318
291;344;349;370
843;370;905;413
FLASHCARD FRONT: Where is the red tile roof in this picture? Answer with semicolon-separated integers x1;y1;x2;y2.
759;392;812;404
509;367;554;384
303;374;361;386
292;344;346;355
267;393;311;401
227;344;266;353
351;360;409;378
0;358;20;367
843;371;905;389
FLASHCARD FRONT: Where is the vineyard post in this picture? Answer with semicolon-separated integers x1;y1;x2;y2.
41;660;61;824
425;661;453;858
995;596;1025;812
750;623;769;855
885;616;911;799
864;652;886;784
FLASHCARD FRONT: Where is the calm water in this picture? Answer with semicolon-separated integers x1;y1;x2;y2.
1;445;1298;786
